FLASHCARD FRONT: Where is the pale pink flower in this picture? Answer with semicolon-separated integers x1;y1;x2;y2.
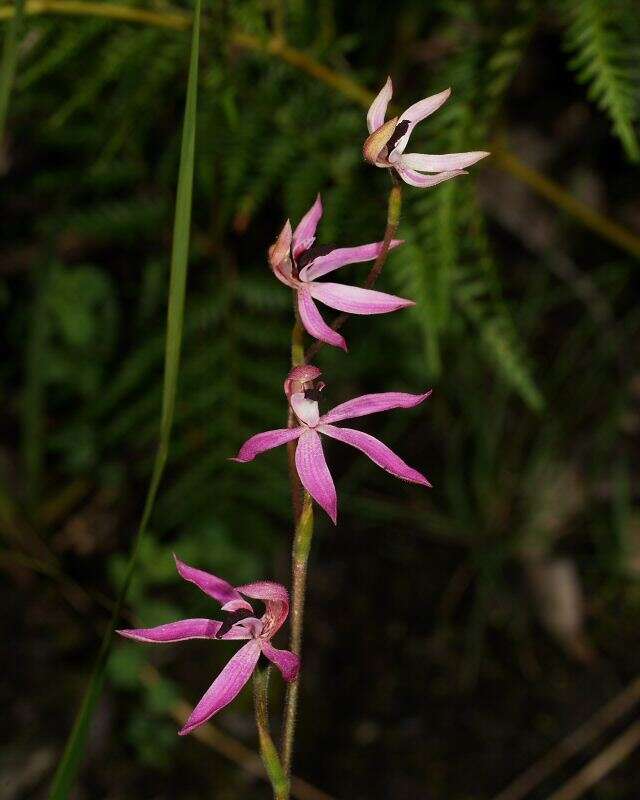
363;76;489;187
117;556;298;735
268;194;412;350
233;365;431;523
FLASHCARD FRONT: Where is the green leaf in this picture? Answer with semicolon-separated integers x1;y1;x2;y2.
46;0;203;795
0;0;25;142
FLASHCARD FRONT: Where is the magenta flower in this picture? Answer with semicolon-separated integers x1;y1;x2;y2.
233;365;432;524
268;194;412;350
117;556;299;736
363;76;489;187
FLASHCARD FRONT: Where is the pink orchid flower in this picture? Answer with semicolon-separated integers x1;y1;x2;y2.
363;76;489;188
233;365;432;524
117;556;299;736
268;194;412;350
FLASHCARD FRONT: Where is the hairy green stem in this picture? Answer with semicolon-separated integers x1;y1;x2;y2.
280;179;402;784
253;668;289;800
281;491;314;783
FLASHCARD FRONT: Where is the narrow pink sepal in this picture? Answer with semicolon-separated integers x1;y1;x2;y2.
297;288;347;351
401;151;489;172
392;88;451;154
295;430;338;524
367;75;393;133
299;239;403;282
320;390;432;425
174;555;252;611
395;164;466;188
179;640;261;735
116;618;223;643
260;641;300;682
308;281;414;315
232;427;303;463
320;424;431;487
292;194;323;256
399;88;451;125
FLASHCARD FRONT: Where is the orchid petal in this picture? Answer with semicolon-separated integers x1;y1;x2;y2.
174;556;252;611
401;151;490;172
117;618;223;643
238;581;290;637
308;281;414;315
179;641;261;735
299;239;403;282
367;76;393;133
395;164;466;188
320;424;431;487
320;390;431;425
392;88;451;154
232;427;304;463
290;391;320;427
260;641;300;682
295;430;337;523
297;289;347;351
292;194;322;257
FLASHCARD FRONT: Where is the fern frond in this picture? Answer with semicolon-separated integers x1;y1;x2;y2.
564;0;640;161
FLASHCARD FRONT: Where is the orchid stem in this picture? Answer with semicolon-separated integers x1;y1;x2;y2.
281;490;314;783
281;300;315;786
304;177;403;363
280;179;402;783
253;668;289;800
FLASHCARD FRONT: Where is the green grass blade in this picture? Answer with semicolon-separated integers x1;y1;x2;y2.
0;0;25;141
47;0;203;795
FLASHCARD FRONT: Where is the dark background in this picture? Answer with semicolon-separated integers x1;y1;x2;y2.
2;0;640;797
